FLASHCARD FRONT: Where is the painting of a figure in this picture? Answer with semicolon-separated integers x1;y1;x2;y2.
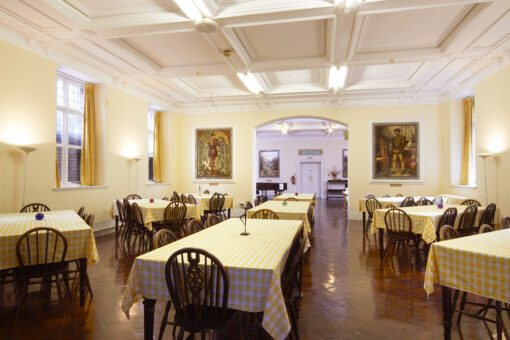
259;150;280;178
195;128;232;180
372;122;419;180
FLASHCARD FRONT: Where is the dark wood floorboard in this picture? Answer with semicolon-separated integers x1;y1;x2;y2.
0;199;507;339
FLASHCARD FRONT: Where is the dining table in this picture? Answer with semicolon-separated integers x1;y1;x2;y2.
273;193;316;205
247;200;312;233
370;204;500;259
185;193;235;217
0;210;99;306
121;218;309;340
424;229;510;339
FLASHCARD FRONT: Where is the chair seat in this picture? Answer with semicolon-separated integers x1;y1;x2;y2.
173;305;235;332
19;262;68;278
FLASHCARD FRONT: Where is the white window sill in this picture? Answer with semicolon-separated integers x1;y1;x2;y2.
450;184;477;189
146;182;171;186
52;185;108;191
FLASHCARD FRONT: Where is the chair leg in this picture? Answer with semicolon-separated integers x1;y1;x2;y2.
158;301;171;340
16;280;28;321
55;274;64;313
177;327;185;340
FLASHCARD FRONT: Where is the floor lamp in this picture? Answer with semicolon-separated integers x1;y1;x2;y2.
477;153;492;206
129;157;142;194
19;146;37;208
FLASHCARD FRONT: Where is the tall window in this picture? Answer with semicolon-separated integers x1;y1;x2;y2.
56;75;84;185
148;110;155;181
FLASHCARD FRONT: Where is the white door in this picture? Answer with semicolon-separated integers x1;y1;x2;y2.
299;162;321;197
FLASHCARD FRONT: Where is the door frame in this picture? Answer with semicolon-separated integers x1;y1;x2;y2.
296;158;325;198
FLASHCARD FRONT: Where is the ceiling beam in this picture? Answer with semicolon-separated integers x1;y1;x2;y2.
358;0;496;15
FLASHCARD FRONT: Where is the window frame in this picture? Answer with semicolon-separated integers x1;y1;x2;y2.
148;109;155;182
56;74;84;187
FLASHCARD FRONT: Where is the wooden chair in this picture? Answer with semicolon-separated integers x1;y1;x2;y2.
20;203;51;213
307;204;315;229
208;193;226;220
206;214;222;228
439;225;461;241
161;202;188;239
395;194;404;197
244;201;253;209
172;191;180;200
400;196;415;207
479;224;494;233
85;213;94;228
186;219;204;236
15;227;69;319
162;197;170;201
125;194;142;200
478;203;496;227
77;206;85;219
457;205;478;236
382;194;390;198
383;208;419;262
284;197;298;201
153;229;178;250
180;194;188;203
160;248;235;340
131;203;153;251
501;216;510;229
432;196;443;205
187;195;197;205
461;199;481;206
203;189;210;194
121;198;134;244
365;197;382;234
254;198;260;206
170;196;179;202
436;207;457;237
416;197;433;206
365;193;375;199
259;195;268;203
251;209;279;220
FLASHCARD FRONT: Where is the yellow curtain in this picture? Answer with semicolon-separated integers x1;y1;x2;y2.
80;83;96;186
55;151;61;188
153;111;163;183
460;97;474;185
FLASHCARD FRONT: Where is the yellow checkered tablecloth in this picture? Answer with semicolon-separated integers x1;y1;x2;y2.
0;210;99;270
121;218;309;340
247;200;312;234
424;229;510;303
274;193;316;205
358;196;443;213
370;204;501;244
110;199;200;230
185;193;235;216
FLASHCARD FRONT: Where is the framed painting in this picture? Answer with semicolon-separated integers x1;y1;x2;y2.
259;150;280;178
194;128;233;181
298;149;323;156
342;148;348;178
370;121;422;182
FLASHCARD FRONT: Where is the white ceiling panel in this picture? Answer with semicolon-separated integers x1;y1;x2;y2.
123;32;224;67
357;5;470;53
349;63;422;84
240;20;325;60
181;75;239;90
80;0;176;16
471;10;510;49
268;69;321;86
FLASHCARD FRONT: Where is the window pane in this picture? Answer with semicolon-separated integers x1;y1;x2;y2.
57;79;64;107
148;111;154;132
148;157;154;181
148;132;154;157
68;113;83;146
56;110;63;144
68;82;84;112
68;148;81;184
57;146;62;181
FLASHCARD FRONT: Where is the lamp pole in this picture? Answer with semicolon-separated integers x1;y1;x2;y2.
129;157;142;194
19;146;37;208
477;153;492;206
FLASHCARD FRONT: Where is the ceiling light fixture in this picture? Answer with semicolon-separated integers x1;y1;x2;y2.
237;72;263;95
328;65;348;91
281;122;292;136
174;0;218;33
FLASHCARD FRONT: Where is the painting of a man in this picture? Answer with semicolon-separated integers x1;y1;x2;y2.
196;128;232;180
372;122;419;180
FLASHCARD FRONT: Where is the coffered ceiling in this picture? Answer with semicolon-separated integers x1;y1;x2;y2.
1;0;510;113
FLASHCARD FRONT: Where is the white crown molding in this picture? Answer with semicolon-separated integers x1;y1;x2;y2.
220;27;253;67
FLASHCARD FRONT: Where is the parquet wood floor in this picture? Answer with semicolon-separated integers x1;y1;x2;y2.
0;199;506;339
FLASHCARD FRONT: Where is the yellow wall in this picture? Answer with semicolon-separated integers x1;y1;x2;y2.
0;39;177;227
173;104;445;217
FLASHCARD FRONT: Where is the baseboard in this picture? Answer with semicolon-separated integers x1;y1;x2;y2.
93;220;115;237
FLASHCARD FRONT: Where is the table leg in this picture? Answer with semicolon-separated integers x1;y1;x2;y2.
228;208;231;218
143;298;156;340
496;300;502;340
441;286;453;340
78;258;87;306
378;229;384;259
362;212;366;234
115;216;119;257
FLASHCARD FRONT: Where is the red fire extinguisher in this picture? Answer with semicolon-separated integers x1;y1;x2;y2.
291;174;296;185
